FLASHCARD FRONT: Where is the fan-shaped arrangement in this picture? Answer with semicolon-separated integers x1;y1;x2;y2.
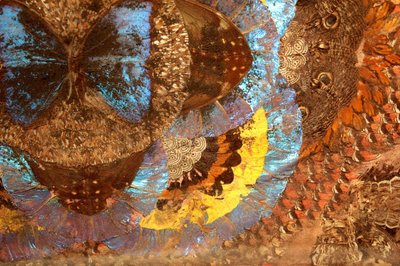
0;0;301;261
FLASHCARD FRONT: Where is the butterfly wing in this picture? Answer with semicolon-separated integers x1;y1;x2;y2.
255;0;400;264
81;1;153;123
175;0;253;112
0;2;68;126
157;127;243;209
279;0;366;142
81;0;190;125
139;109;264;229
167;0;295;138
0;145;78;261
131;0;301;254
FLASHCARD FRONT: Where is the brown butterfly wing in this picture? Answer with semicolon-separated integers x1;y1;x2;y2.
0;180;15;210
157;128;242;211
28;151;145;215
175;0;253;112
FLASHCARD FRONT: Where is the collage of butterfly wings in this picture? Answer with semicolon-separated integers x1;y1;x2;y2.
0;1;301;261
1;0;400;264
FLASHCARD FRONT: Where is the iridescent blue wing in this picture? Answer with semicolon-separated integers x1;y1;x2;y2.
0;2;68;126
82;1;154;124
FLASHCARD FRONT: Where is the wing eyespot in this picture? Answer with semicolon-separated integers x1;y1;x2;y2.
318;72;333;87
322;12;340;30
299;106;310;120
311;72;333;88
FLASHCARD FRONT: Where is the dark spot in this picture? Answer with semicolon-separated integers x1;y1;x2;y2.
88;1;102;12
156;199;168;210
319;72;333;86
63;36;72;46
326;15;337;26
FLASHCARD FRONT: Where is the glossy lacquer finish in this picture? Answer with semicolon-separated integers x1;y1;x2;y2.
0;0;163;217
0;0;303;262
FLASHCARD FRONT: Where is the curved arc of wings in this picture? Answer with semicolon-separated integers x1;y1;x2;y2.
0;0;302;261
261;1;400;263
104;0;302;255
140;108;268;230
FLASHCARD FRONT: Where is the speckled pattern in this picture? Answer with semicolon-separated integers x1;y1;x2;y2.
0;0;301;262
1;0;400;265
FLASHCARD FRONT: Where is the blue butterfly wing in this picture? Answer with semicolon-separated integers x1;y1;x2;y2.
0;3;68;126
82;1;153;123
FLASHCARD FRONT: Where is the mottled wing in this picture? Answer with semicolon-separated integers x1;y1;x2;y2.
260;1;400;264
81;1;155;123
279;0;366;141
157;130;243;210
0;2;68;126
82;0;190;128
0;144;141;261
139;109;272;233
28;151;146;215
167;0;296;139
175;0;253;112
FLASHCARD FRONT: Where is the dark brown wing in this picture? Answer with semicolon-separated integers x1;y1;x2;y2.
28;151;145;215
175;0;253;112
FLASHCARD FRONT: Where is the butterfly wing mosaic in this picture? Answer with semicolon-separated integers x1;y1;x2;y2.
257;0;400;265
0;0;301;261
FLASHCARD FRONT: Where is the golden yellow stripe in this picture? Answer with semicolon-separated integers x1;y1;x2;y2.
140;108;269;230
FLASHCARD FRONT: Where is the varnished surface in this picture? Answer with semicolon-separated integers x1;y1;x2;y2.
0;0;191;167
0;0;400;265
